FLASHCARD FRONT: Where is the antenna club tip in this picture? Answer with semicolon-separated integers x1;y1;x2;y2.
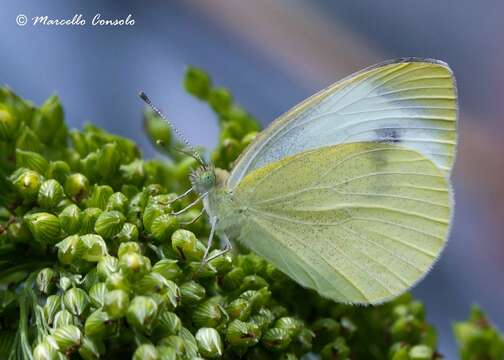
138;91;150;104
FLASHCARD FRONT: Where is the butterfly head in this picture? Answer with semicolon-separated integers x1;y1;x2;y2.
190;164;217;195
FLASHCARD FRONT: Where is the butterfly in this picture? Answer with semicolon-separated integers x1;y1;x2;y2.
140;58;457;305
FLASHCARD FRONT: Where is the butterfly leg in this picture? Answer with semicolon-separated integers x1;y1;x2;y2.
201;216;217;264
202;232;232;264
171;192;207;216
179;208;204;225
169;187;194;204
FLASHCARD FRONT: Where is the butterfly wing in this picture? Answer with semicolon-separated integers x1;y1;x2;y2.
228;58;457;189
232;142;452;304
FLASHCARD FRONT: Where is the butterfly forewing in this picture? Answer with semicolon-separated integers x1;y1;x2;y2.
227;59;457;189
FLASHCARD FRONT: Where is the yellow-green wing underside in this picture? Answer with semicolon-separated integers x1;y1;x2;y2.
233;142;451;304
228;59;457;189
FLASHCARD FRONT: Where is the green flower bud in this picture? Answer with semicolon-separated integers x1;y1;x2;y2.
33;340;59;360
7;220;32;243
53;309;77;328
222;267;245;291
156;310;182;336
126;296;158;331
179;327;200;358
89;282;107;308
69;130;87;156
271;305;289;318
36;268;58;294
150;214;178;243
240;288;271;310
262;328;292;351
79;207;102;234
63;287;89;316
240;275;268;292
195;328;223;358
59;276;73;291
152;259;182;281
158;336;185;355
78;336;104;360
120;159;145;186
35;94;66;145
38;179;65;209
16;125;44;154
295;328;315;352
236;253;266;275
136;272;170;294
84;184;113;210
114;222;139;243
133;344;159;360
180;280;206;305
96;143;120;178
208;87;232;114
119;252;151;279
117;241;141;258
104;289;130;319
97;255;119;279
81;152;99;182
250;309;275;332
171;230;204;261
220;120;246;143
56;235;80;265
12;168;43;201
46;161;71;185
106;192;129;213
64;173;89;202
156;346;177;360
94;210;125;239
25;212;61;244
226;298;252;321
320;337;350;360
391;316;422;343
226;320;261;347
241;131;258;149
85;309;112;338
79;234;107;262
106;271;131;291
184;66;212;99
143;207;165;234
208;251;233;274
0;105;19;141
43;295;62;326
16;149;49;174
275;317;303;338
143;109;172;150
164;280;182;310
81;269;99;291
187;261;218;279
52;325;82;354
58;204;81;235
193;300;226;328
409;345;433;360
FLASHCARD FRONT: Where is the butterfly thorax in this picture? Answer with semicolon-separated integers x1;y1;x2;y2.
196;168;245;235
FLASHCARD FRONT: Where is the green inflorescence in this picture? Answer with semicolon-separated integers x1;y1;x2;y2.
0;69;502;359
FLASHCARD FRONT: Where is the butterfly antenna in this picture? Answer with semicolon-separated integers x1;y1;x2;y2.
139;91;205;166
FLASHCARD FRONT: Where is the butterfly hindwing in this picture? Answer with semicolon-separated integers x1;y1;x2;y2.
233;142;451;304
228;59;457;189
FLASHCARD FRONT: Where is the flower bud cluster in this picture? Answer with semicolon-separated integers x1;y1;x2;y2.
0;74;500;359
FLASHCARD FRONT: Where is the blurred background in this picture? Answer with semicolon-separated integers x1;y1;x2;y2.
1;0;503;356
